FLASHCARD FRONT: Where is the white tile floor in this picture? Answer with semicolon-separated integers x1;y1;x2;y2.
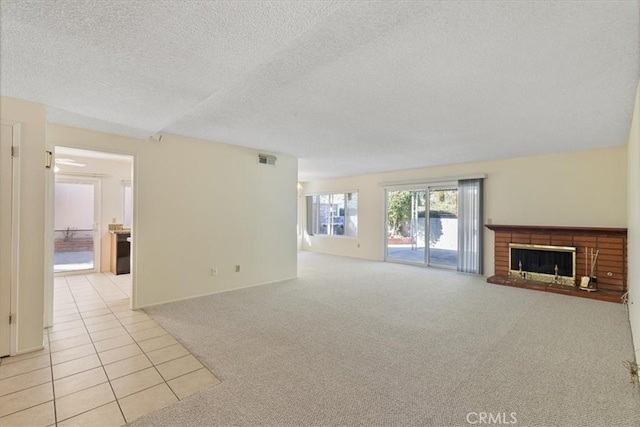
0;272;220;426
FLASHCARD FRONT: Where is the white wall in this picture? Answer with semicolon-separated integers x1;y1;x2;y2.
47;124;298;308
0;97;47;353
55;155;133;273
301;146;628;277
627;82;640;361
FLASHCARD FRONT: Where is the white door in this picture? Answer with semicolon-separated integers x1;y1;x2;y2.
0;123;17;357
54;178;100;273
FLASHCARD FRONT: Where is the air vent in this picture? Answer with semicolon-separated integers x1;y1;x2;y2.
258;153;277;166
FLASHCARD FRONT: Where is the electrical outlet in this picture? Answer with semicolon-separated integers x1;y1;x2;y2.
211;267;218;276
235;265;240;273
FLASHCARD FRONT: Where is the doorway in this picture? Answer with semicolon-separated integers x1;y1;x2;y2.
385;185;459;268
50;147;134;314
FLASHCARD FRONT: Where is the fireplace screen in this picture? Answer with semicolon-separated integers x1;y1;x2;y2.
509;243;576;285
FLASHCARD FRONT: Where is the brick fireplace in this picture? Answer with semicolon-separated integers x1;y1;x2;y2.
485;225;627;303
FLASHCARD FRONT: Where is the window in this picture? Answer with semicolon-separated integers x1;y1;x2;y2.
307;192;358;236
123;183;132;228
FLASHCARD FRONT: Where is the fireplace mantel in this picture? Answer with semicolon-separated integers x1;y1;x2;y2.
485;224;627;236
485;224;627;303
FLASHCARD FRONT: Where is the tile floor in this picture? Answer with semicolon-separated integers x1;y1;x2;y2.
0;273;220;426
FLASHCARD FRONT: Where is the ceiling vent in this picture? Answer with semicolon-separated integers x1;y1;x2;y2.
258;153;277;166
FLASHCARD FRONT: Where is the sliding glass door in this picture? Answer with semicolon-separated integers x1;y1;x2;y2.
386;190;426;263
427;187;458;268
386;185;458;269
385;179;483;273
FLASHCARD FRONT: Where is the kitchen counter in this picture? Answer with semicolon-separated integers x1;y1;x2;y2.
109;229;132;234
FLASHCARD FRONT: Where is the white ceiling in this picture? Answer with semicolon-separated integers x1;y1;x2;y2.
1;1;638;181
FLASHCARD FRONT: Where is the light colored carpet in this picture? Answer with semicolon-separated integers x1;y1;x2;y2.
132;252;640;426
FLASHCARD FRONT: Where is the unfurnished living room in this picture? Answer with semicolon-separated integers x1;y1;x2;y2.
0;1;639;426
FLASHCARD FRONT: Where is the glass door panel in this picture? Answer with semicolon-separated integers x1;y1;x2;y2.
386;190;426;263
54;180;97;273
427;188;458;268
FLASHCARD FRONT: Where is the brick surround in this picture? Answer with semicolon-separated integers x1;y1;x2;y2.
486;225;627;302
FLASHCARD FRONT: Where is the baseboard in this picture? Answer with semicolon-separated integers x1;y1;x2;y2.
300;248;379;262
137;276;299;310
14;344;45;356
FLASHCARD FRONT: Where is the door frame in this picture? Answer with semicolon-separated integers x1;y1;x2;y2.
54;175;102;275
1;120;21;356
46;146;137;323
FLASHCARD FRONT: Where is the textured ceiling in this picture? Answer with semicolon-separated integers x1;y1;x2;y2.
1;1;638;181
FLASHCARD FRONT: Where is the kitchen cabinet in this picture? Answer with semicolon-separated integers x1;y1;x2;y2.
110;231;131;275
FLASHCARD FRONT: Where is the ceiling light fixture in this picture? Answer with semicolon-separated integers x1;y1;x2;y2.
55;158;86;167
